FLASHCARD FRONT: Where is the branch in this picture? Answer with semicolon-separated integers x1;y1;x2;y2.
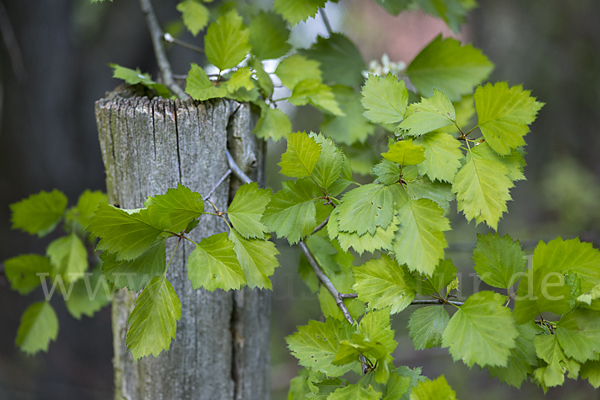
203;169;232;201
139;0;189;100
226;150;252;185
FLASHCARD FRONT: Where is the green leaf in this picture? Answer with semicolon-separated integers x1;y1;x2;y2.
15;301;59;354
249;11;291;59
409;375;456;400
88;203;169;261
393;189;450;276
408;306;450;350
110;64;171;97
400;90;456;137
581;359;600;389
187;232;245;291
275;54;322;90
406;178;454;211
361;73;408;124
177;0;209;36
328;384;382;400
205;10;251;70
418;0;477;33
227;85;260;102
359;308;397;355
470;141;526;182
262;178;318;244
227;182;272;239
412;259;457;296
514;238;586;324
442;291;518;368
472;233;527;290
146;184;204;233
46;233;88;283
288;79;344;116
251;59;274;97
534;334;568;387
452;152;513;230
406;35;494;101
382;372;412;400
226;67;254;92
230;230;279;289
73;190;107;229
475;82;544;155
101;239;166;291
336;183;395;236
273;0;327;25
10;189;68;237
353;255;416;314
414;131;463;183
279;132;322;178
382;140;426;166
64;264;112;319
487;321;540;388
321;85;375;145
126;276;181;360
185;63;228;100
253;103;291;142
373;159;401;186
311;133;345;191
300;33;366;87
318;271;364;322
556;308;600;363
286;318;356;377
375;0;413;15
4;254;52;295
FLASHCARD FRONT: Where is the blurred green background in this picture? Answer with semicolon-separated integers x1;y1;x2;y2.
1;0;599;399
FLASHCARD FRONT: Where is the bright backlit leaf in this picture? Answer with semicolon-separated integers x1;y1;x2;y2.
382;140;426;166
126;276;181;360
226;67;254;92
110;64;171;98
288;79;344;116
15;301;59;354
74;190;107;229
146;184;204;233
205;10;251;71
230;230;279;289
409;375;456;400
177;0;209;36
253;103;291;142
249;11;291;60
273;0;327;25
361;73;408;124
414;131;463;183
472;233;527;290
311;133;345;191
400;90;456;137
275;54;322;90
408;306;450;350
46;233;88;283
470;141;526;182
10;189;67;237
227;182;272;239
336;183;395;236
279;132;321;178
186;63;228;100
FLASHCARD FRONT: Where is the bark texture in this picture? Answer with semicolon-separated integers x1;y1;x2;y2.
94;93;270;400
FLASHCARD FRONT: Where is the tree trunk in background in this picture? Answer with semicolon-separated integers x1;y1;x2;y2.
94;93;269;400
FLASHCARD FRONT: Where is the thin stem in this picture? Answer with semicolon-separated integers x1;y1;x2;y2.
164;33;204;54
410;299;464;306
165;231;198;246
312;216;330;235
164;237;181;276
139;0;189;99
204;169;232;201
271;97;289;102
226;150;253;185
320;8;333;35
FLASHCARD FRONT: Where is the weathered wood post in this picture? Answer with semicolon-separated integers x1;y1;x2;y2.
94;91;269;400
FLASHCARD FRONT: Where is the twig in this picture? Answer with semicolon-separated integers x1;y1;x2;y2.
139;0;189;100
226;150;252;185
312;215;330;235
164;33;204;54
203;169;232;201
320;8;333;36
410;299;464;306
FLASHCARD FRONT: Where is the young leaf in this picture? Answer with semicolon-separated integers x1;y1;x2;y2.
88;203;169;261
101;239;166;291
146;184;205;233
46;233;88;283
273;0;327;25
185;63;228;100
393;190;450;276
556;308;600;363
249;11;291;60
275;54;322;90
10;189;68;237
64;264;112;319
311;133;345;191
177;0;209;36
408;306;450;350
4;254;52;295
382;139;426;166
73;190;107;229
533;334;568;387
414;131;463;183
204;10;251;71
126;276;181;360
15;301;59;354
336;183;395;236
288;79;344;116
470;142;526;182
278;132;321;178
373;159;401;186
400;90;456;137
187;232;245;291
359;309;398;356
406;35;493;101
110;64;171;98
336;218;398;255
353;255;416;314
253;103;291;142
321;85;375;145
286;318;356;377
442;291;518;368
328;384;382;400
452;153;513;230
487;321;541;389
262;178;318;244
300;33;366;87
409;375;457;400
229;231;279;290
226;67;254;92
360;73;408;124
472;233;527;290
227;183;272;239
475;82;544;155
